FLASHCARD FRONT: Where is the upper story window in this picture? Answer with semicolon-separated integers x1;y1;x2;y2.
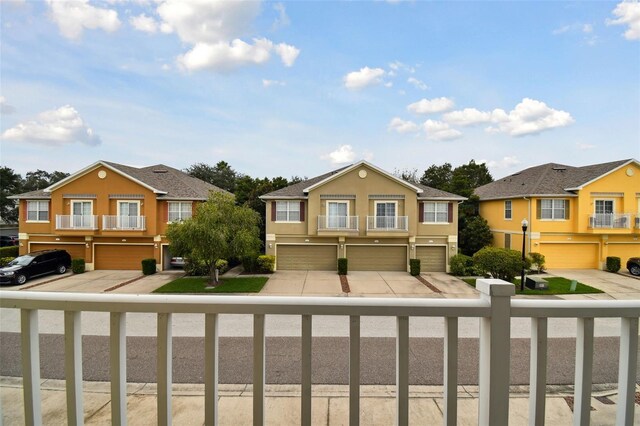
539;199;569;220
27;201;49;222
276;201;300;222
423;201;448;223
504;200;512;220
169;202;192;222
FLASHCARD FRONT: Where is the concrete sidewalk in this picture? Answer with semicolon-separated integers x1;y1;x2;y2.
1;377;631;425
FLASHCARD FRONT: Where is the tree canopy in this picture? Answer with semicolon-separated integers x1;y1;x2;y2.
166;192;261;285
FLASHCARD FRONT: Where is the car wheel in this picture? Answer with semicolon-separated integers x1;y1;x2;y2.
630;264;640;277
56;264;67;274
16;274;27;285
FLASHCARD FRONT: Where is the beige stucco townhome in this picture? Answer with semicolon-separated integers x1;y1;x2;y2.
259;160;466;272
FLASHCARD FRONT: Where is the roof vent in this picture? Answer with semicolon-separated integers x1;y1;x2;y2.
552;167;566;171
153;169;168;173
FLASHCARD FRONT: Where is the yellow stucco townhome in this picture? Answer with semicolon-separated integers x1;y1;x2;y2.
8;161;225;271
474;159;640;269
259;161;466;272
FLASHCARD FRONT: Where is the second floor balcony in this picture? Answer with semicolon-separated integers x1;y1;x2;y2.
588;213;632;230
55;214;99;230
367;216;408;232
102;215;146;231
317;215;359;232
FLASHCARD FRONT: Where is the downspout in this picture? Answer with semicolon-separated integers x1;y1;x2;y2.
523;196;531;254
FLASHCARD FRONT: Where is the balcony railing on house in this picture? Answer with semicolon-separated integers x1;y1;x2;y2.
55;214;98;230
102;215;146;231
317;215;359;231
366;215;408;231
588;213;631;229
2;282;637;426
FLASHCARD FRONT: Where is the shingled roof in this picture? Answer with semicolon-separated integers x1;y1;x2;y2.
474;159;635;201
260;163;465;200
9;161;227;200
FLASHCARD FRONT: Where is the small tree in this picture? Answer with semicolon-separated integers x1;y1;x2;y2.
166;192;261;285
473;247;527;282
459;216;493;256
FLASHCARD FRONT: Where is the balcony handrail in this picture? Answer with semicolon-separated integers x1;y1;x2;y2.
55;214;98;230
317;215;359;231
366;215;408;231
1;284;638;426
102;215;146;230
588;213;631;229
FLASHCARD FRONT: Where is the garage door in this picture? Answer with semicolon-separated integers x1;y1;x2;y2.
416;246;447;272
29;243;85;260
607;244;640;261
95;245;155;270
277;245;337;271
347;245;407;271
539;243;598;269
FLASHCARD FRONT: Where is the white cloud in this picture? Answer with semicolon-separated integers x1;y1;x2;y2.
388;117;420;134
576;142;596;150
407;97;454;115
481;156;521;169
442;108;493;126
423;120;462;141
321;145;356;165
272;3;290;30
130;13;158;33
344;67;386;90
1;105;101;146
263;79;285;87
0;96;16;115
178;38;272;72
46;0;120;40
407;77;428;90
606;1;640;40
485;98;574;137
552;22;594;35
274;43;300;67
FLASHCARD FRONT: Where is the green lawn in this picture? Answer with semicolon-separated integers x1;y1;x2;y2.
153;277;269;294
462;276;603;295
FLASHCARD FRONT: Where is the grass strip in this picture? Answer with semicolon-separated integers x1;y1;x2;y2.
462;276;603;295
153;276;268;294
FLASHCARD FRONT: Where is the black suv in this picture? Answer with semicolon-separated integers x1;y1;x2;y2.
628;257;640;277
0;236;17;247
0;250;71;285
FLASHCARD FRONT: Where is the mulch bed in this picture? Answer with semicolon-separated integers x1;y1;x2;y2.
415;275;442;293
339;274;350;293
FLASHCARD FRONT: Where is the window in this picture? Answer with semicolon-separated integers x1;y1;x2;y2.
327;201;348;228
424;202;448;223
118;201;141;228
504;233;511;249
168;202;192;222
71;200;93;228
27;201;49;222
504;200;512;220
540;199;568;220
276;201;300;222
375;201;396;228
594;199;614;227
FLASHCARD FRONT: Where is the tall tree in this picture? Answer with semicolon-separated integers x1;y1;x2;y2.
449;160;493;198
166;192;261;285
185;161;238;192
21;169;69;192
420;163;453;191
393;168;419;184
0;167;22;223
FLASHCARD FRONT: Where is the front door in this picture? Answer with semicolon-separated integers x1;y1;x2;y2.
118;201;140;229
327;201;348;229
595;200;614;227
72;201;92;228
376;202;396;229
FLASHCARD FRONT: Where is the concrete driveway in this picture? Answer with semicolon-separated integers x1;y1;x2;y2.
546;269;640;300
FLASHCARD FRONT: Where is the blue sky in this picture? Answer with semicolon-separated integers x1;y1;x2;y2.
1;0;639;181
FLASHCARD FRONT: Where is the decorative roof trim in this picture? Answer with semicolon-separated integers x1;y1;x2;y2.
369;194;405;199
320;194;356;200
589;192;624;197
564;159;638;191
109;194;145;199
7;194;51;200
63;194;97;199
302;160;423;194
44;161;167;195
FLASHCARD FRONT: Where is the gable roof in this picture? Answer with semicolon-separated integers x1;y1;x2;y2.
9;161;227;200
260;161;465;200
474;159;636;201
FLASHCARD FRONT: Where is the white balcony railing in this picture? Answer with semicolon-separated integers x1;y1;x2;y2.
2;282;637;425
367;215;408;231
102;215;146;231
317;215;359;231
55;214;98;230
588;213;631;229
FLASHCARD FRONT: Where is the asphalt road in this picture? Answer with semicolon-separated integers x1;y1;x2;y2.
0;333;634;385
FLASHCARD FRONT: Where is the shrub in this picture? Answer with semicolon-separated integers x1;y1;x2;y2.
472;247;528;282
0;256;15;267
338;258;348;275
409;259;420;276
450;254;475;276
215;259;229;274
606;256;621;273
0;246;19;258
242;255;259;273
257;255;276;273
141;258;157;275
528;252;546;274
184;258;209;276
71;258;85;274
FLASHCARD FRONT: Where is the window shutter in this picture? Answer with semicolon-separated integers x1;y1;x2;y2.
419;202;424;222
536;200;541;219
448;202;453;223
300;201;305;222
565;199;570;220
271;202;276;222
23;201;27;221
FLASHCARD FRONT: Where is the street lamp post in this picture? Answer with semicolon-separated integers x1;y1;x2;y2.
520;219;528;292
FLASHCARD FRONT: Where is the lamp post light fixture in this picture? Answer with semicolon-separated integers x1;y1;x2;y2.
520;219;528;292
